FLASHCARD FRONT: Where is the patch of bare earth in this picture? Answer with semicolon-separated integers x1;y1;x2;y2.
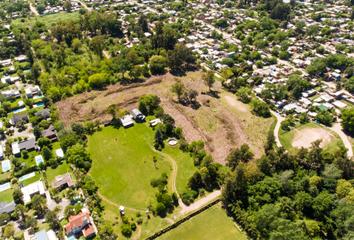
292;128;331;149
56;70;252;164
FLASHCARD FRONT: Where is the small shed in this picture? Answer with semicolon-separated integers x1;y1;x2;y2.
131;108;145;121
120;115;134;128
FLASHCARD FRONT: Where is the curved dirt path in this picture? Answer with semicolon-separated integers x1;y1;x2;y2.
96;192;145;211
30;3;39;16
270;110;285;148
181;190;221;214
132;225;141;240
330;122;353;157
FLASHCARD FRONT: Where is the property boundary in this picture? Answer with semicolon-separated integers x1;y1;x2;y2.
145;198;220;240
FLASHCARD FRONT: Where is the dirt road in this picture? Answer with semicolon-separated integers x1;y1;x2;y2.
181;190;221;214
30;3;39;16
270;110;284;148
330;122;353;158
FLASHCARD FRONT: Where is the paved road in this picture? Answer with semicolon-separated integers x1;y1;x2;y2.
270;110;285;148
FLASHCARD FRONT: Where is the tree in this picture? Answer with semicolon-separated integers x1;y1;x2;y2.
154;129;163;145
37;137;51;148
236;87;252;103
202;70;215;91
171;80;184;101
155;202;166;215
336;179;353;199
45;210;59;228
153;156;157;168
99;221;115;239
341;108;354;133
31;62;41;82
36;4;45;13
63;1;72;11
31;195;47;214
3;224;15;238
149;55;167;74
106;104;117;119
42;146;52;161
25;216;38;230
90;36;105;58
13;189;23;204
306;25;320;39
220;67;233;81
313;191;332;218
0;213;10;225
72;38;82;52
14;204;27;221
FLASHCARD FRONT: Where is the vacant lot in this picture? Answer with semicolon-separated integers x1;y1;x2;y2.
88;124;195;209
12;12;80;28
57;70;273;163
157;204;247;240
279;122;342;151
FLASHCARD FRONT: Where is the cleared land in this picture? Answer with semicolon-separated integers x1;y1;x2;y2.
57;70;274;163
279;122;342;151
12;12;80;28
88;124;195;209
157;204;247;240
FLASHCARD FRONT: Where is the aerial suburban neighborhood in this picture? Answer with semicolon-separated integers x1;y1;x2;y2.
0;0;353;239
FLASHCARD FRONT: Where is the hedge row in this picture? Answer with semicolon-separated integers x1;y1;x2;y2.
14;165;39;178
145;198;220;240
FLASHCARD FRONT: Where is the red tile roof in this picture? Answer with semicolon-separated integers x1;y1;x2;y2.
64;211;90;234
82;223;95;237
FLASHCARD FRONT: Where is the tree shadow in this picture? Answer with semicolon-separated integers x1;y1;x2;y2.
205;90;220;99
170;69;187;77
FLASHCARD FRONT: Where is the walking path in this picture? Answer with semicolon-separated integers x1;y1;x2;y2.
270;110;285;148
181;190;221;214
30;3;39;16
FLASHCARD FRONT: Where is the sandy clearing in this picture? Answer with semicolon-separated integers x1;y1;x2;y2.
225;96;247;112
292;128;331;149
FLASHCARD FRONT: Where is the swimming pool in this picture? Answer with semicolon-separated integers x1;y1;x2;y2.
33;102;45;108
35;155;44;166
33;95;43;99
24;69;31;72
18;100;24;106
0;182;10;192
13;107;26;113
2;160;10;172
67;235;76;240
56;149;64;158
19;172;35;182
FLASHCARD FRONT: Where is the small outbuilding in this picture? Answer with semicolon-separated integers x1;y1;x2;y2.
120;115;134;128
131;108;145;121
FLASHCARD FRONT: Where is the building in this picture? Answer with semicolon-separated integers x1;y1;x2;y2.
41;125;57;141
24;229;56;240
52;173;75;190
12;138;37;157
120;115;134;128
10;113;29;126
34;109;50;119
64;207;97;239
2;89;20;99
21;181;46;204
131;108;145;121
14;55;28;63
0;201;16;215
25;86;41;98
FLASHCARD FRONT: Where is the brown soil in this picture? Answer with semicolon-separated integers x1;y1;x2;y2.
56;70;258;164
292;128;331;149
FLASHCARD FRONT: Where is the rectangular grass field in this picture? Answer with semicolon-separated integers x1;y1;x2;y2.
157;204;247;240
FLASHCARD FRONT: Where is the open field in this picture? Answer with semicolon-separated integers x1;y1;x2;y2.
57;70;274;163
157;204;247;240
88;124;174;209
279;122;342;151
12;12;80;28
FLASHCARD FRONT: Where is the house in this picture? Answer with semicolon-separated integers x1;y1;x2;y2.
0;59;12;66
14;55;28;63
41;125;57;141
131;108;145;121
2;89;20;99
225;52;235;58
21;181;46;204
10;113;29;126
34;109;50;119
333;101;347;109
0;201;15;216
0;145;4;160
12;138;37;156
150;118;162;127
64;207;97;238
120;115;134;128
24;229;57;240
25;86;41;98
52;173;75;190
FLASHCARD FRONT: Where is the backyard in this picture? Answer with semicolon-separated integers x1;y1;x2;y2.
88;124;196;209
12;12;80;28
156;204;247;240
279;122;343;151
0;188;13;203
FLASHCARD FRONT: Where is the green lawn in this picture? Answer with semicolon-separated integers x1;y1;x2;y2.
12;12;80;28
18;150;38;168
0;188;13;203
157;204;247;240
88;124;173;209
279;122;342;151
46;161;73;183
20;171;42;186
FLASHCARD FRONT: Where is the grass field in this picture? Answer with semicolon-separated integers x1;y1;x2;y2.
157;204;247;240
0;188;14;203
88;124;173;209
279;122;342;151
46;161;73;183
21;171;42;186
12;12;80;28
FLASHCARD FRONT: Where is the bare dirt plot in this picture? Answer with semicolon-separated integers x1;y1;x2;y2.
292;128;331;149
55;70;271;163
224;96;247;112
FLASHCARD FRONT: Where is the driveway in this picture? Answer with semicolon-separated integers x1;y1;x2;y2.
330;123;354;158
46;190;70;219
